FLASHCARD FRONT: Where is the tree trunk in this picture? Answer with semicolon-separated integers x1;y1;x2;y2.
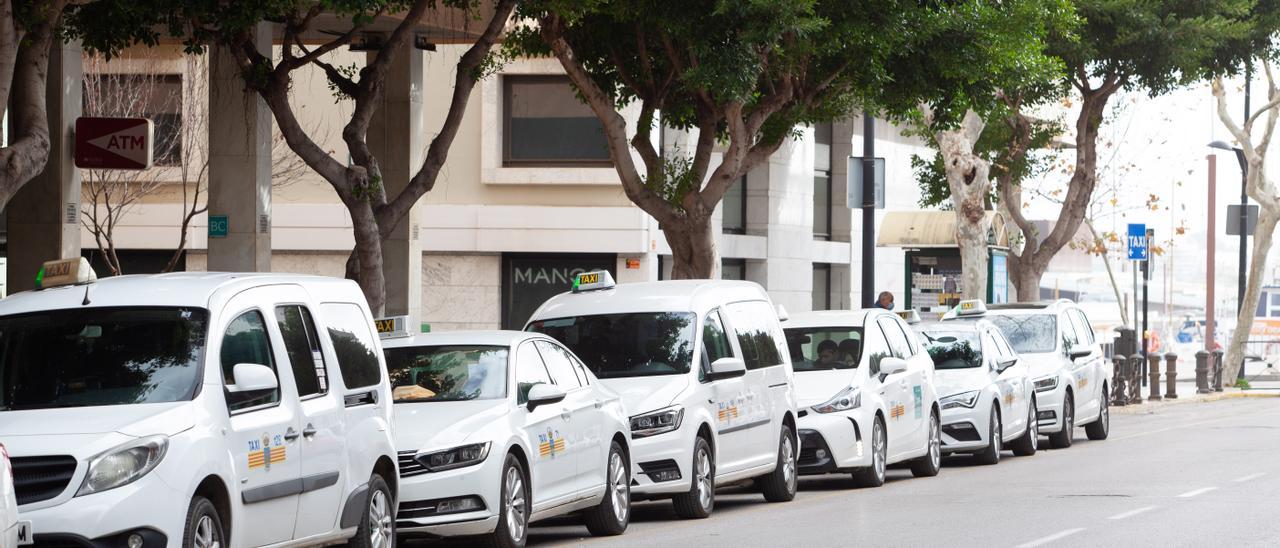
1224;211;1278;384
665;215;718;279
1010;265;1041;303
348;203;387;316
931;110;991;301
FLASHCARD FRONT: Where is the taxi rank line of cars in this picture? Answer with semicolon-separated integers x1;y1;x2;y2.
0;260;1112;548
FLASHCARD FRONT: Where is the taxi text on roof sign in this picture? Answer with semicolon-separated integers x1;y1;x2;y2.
956;299;987;316
36;257;97;290
374;315;413;340
572;270;616;293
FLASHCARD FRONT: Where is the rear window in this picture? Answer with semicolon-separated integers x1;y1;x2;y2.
919;330;983;370
784;327;862;371
319;303;383;389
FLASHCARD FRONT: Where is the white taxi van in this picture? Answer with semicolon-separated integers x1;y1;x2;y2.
914;320;1037;464
0;259;398;548
526;272;798;519
377;326;632;547
944;299;1110;448
2;442;19;547
783;310;941;488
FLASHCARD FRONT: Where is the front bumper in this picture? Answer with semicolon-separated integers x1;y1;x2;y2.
396;451;503;537
19;473;179;548
796;410;867;474
940;404;990;454
1034;382;1068;433
630;429;695;497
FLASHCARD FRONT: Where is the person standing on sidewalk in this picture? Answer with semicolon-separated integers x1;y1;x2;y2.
876;291;895;310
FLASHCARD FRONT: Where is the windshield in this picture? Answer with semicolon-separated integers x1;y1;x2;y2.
919;330;983;369
784;327;862;371
528;312;695;378
984;314;1057;354
385;345;508;402
0;307;208;411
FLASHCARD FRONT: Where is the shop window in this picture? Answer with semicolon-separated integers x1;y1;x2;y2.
813;263;832;311
503;75;611;166
723;175;747;234
722;258;746;281
813;122;832;240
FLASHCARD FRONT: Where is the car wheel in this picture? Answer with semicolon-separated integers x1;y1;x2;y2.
584;440;630;536
348;474;395;548
1012;398;1038;456
1086;387;1110;441
974;405;1001;465
673;436;715;519
909;410;942;477
851;416;887;488
485;455;529;548
182;496;225;548
759;423;798;502
1049;391;1075;449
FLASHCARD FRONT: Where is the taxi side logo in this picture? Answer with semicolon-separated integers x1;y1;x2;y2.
717;403;740;423
1077;377;1088;389
1004;391;1015;407
248;433;286;471
890;403;906;420
538;429;565;459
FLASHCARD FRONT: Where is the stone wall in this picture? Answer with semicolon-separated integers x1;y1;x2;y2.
421;253;502;331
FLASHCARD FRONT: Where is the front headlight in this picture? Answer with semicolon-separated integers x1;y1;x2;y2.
1033;375;1059;392
76;435;168;497
418;442;491;473
940;391;981;410
814;387;861;414
631;406;684;439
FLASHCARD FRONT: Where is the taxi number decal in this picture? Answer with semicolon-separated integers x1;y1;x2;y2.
248;433;287;471
912;386;923;419
538;429;565;459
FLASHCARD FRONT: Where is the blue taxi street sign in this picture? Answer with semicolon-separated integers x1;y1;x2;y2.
209;215;229;239
1127;223;1147;261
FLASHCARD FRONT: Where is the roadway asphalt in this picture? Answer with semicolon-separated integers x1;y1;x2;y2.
510;397;1280;547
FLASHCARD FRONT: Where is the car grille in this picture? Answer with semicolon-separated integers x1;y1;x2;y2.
12;455;78;505
398;450;428;478
797;430;829;467
942;423;982;443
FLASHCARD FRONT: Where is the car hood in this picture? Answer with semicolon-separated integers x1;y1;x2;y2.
1018;352;1067;378
0;402;194;438
600;375;690;417
794;369;860;408
394;399;510;451
934;368;991;399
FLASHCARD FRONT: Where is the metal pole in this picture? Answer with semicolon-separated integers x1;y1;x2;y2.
1241;61;1251;315
861;112;875;308
1207;155;1217;353
1142;234;1149;387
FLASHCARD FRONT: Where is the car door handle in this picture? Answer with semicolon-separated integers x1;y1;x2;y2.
302;424;318;439
561;410;572;421
283;427;300;442
594;400;604;409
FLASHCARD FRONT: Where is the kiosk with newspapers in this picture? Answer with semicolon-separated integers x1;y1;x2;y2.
877;210;1011;320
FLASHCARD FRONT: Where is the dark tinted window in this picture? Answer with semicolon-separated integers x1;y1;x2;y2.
319;303;382;389
529;312;695;378
276;305;327;397
919;330;983;369
0;307;207;410
703;310;735;364
514;342;552;404
222;310;280;411
784;327;862;371
536;341;584;388
385;345;508;402
725;301;786;370
865;324;892;376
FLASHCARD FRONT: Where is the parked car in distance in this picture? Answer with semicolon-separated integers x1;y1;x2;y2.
0;259;398;548
915;320;1037;464
783;310;942;487
378;327;632;547
944;299;1111;447
527;271;799;519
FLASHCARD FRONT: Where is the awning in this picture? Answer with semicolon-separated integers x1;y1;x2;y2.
877;210;1008;249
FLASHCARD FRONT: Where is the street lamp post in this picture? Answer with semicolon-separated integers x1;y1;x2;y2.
1209;139;1249;375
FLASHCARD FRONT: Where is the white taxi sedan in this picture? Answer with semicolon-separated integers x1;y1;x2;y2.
915;322;1038;464
380;329;632;547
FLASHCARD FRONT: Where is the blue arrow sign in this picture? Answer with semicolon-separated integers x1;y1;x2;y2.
1127;223;1147;261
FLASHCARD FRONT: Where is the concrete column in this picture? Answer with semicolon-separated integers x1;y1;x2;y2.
207;24;271;272
761;134;814;312
6;39;82;292
367;45;424;319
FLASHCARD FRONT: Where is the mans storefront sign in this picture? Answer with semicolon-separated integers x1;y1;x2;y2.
74;117;154;170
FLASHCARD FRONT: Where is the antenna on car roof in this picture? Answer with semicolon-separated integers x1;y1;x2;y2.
81;283;92;306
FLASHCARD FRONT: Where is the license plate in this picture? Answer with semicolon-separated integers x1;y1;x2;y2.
16;520;32;546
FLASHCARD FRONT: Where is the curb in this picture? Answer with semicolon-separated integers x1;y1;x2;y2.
1111;390;1279;415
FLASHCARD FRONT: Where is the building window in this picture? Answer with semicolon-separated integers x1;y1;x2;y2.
722;258;746;281
83;73;183;167
723;175;747;234
812;263;832;311
813;122;832;240
503;75;611;167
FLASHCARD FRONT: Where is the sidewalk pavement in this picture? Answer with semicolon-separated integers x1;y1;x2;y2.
1110;379;1279;416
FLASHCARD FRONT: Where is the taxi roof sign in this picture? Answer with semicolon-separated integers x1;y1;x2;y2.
955;299;987;316
572;270;615;293
895;309;922;324
36;257;96;290
374;315;413;340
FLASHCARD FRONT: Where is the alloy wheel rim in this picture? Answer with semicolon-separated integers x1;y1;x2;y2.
194;515;219;548
1065;397;1074;429
992;409;1001;454
929;416;941;468
782;435;797;493
609;452;630;524
1101;398;1109;433
874;423;886;480
1029;402;1038;450
506;467;527;542
368;489;392;548
696;447;713;510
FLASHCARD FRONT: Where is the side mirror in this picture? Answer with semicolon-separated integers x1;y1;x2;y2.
995;358;1019;374
526;383;567;411
879;357;908;379
227;363;278;394
708;357;747;381
1069;349;1091;360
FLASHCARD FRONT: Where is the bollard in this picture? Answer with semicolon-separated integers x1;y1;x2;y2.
1128;354;1144;404
1147;353;1163;401
1164;352;1178;399
1195;350;1211;394
1212;349;1225;392
1112;356;1128;406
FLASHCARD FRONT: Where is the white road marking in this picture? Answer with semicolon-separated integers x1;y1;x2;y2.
1177;487;1219;498
1016;528;1085;548
1233;472;1266;483
1107;506;1157;520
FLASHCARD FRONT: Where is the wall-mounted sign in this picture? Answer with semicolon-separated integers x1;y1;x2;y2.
74;117;153;170
209;215;229;239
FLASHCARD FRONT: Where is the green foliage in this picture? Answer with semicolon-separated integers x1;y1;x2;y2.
645;153;700;209
326;63;361;102
913;117;1062;209
1236;377;1252;389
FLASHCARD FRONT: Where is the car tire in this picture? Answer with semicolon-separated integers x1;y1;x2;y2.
1011;398;1039;457
673;436;715;519
1049;391;1075;449
182;496;225;548
584;441;630;536
851;416;887;488
909;410;942;477
347;473;395;548
974;405;1001;465
759;424;798;502
485;455;530;548
1086;387;1110;441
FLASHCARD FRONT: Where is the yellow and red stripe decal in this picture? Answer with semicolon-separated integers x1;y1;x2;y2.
539;438;566;457
247;446;287;469
890;404;906;420
717;406;740;422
